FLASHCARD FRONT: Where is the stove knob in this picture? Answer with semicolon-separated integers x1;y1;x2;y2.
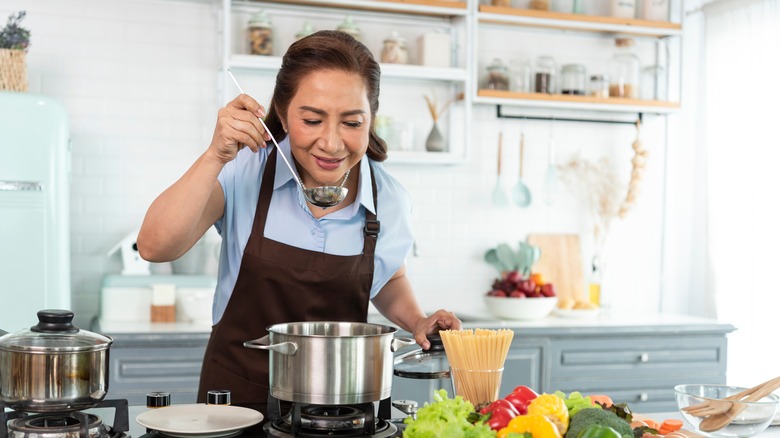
146;392;171;408
207;389;232;406
392;400;418;420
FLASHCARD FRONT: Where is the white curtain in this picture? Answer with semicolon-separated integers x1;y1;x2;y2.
686;0;780;384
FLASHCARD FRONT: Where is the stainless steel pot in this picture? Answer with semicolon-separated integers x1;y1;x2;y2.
0;309;113;412
243;321;415;405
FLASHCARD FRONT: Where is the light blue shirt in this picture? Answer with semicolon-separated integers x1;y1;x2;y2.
212;137;414;324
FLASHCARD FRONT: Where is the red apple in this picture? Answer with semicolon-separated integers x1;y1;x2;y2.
518;279;536;294
509;290;526;298
505;270;523;285
540;284;556;297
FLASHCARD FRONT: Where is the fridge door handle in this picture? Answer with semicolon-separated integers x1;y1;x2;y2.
0;180;43;191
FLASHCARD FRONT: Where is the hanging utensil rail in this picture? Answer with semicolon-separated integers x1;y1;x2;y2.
496;106;643;125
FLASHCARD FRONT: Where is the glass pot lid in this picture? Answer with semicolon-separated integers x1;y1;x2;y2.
0;309;112;353
393;334;450;379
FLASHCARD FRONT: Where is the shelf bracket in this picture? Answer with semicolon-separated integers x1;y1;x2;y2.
496;105;643;125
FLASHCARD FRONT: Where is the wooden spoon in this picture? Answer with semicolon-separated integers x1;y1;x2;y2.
683;376;780;417
698;377;780;432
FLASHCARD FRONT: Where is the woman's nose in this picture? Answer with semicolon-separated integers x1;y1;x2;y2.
316;123;343;151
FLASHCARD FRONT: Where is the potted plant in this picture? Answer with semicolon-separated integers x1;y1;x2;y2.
0;11;30;92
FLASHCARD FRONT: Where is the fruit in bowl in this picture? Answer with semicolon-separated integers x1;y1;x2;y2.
675;384;779;438
484;270;558;320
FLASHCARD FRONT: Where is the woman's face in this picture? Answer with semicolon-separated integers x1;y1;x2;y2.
284;69;371;188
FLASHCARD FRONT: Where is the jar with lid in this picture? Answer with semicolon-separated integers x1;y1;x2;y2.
485;58;510;91
380;31;408;65
247;10;273;56
529;0;551;10
534;56;556;94
590;74;610;98
640;0;669;21
511;59;532;93
336;15;362;42
560;64;586;95
609;38;640;98
610;0;637;18
295;20;315;42
641;65;667;100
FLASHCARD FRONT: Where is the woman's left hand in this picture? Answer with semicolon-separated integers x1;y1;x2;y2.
412;309;462;350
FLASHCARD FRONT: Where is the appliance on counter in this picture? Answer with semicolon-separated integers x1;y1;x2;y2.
0;399;130;438
0;92;71;332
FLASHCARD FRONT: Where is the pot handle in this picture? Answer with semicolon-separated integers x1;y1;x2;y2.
391;337;417;352
243;335;298;356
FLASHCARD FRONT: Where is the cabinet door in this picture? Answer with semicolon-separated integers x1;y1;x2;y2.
500;345;544;397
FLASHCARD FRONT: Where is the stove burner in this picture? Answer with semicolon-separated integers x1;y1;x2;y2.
9;413;108;437
265;404;400;437
299;405;366;431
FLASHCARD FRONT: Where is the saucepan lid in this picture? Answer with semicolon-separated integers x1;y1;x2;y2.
393;334;450;379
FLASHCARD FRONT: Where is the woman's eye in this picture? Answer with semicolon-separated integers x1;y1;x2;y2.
303;119;321;126
344;121;363;128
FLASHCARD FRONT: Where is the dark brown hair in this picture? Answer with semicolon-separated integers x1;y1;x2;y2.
263;30;387;162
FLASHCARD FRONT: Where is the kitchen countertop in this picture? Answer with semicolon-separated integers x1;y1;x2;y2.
93;312;734;336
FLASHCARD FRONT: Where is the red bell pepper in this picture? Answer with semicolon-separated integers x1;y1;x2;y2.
503;385;539;415
479;399;519;430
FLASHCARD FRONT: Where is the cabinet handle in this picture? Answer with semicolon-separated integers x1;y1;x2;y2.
0;180;42;191
638;392;649;402
639;353;649;362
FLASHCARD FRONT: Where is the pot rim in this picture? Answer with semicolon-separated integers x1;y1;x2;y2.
0;340;112;353
266;321;399;338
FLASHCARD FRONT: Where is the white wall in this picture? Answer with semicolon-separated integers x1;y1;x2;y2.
2;0;671;326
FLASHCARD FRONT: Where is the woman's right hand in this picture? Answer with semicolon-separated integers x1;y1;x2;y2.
209;94;273;163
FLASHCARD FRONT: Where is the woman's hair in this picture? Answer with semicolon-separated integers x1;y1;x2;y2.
263;30;387;162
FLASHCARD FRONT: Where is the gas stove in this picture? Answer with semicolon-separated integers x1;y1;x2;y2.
263;397;401;437
0;399;130;438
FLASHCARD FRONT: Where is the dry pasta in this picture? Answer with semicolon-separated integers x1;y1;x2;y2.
440;329;514;406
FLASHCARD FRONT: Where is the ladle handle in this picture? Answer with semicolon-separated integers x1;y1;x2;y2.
519;133;525;178
743;376;780;402
725;376;780;401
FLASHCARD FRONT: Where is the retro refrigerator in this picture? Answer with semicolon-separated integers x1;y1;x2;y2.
0;92;71;331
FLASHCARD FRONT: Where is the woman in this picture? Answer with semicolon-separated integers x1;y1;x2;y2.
137;30;461;415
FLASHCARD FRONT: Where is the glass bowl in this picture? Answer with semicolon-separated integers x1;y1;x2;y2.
675;384;779;438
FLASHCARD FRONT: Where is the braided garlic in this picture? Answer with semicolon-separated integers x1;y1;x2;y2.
618;119;647;218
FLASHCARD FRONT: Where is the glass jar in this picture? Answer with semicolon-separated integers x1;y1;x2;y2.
610;0;637;18
640;0;669;21
247;10;273;56
380;31;409;64
534;56;556;94
485;58;510;91
511;59;532;93
336;15;362;42
560;64;586;95
590;74;610;98
295;20;315;42
491;0;511;5
552;0;574;13
641;65;667;100
609;38;640;98
529;0;551;10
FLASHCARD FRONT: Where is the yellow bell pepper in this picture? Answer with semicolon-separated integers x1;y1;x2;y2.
527;393;570;435
497;414;562;438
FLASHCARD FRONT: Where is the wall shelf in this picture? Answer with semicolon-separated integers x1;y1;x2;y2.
253;0;469;17
475;89;680;114
478;5;682;38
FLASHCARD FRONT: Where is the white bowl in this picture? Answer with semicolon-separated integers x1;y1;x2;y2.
484;296;558;320
177;288;214;324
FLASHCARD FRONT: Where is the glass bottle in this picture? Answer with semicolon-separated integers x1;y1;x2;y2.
590;74;610;98
380;31;409;65
485;58;510;91
609;38;640;99
641;65;667;100
510;59;532;93
247;10;273;56
295;20;315;42
336;15;362;42
534;56;556;94
588;255;601;307
560;64;586;95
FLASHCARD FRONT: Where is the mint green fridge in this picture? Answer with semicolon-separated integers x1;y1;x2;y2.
0;92;71;331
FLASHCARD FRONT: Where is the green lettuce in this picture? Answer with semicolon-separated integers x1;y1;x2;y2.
403;389;495;438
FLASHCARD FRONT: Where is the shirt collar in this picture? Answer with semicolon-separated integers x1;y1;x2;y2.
271;137;376;216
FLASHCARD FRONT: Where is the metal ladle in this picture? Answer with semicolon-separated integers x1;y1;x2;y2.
226;69;349;209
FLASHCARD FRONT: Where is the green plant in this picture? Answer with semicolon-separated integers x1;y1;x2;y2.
0;11;30;51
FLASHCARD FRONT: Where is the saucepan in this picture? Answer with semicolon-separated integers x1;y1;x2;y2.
0;309;113;412
243;321;416;405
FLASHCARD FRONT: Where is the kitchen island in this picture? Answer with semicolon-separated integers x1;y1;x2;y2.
93;313;735;413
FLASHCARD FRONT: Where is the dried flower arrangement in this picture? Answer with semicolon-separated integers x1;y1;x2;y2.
0;11;30;51
423;90;452;123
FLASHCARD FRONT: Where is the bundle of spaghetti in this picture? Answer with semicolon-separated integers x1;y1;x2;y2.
440;329;514;404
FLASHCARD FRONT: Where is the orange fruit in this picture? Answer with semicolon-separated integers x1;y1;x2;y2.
530;272;546;286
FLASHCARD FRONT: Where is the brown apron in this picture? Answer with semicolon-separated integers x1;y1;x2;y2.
197;149;379;417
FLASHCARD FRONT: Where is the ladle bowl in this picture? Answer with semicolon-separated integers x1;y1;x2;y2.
675;384;779;437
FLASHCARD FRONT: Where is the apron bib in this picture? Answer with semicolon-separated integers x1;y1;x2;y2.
196;149;379;417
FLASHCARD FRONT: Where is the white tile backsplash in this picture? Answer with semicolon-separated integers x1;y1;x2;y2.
2;0;667;326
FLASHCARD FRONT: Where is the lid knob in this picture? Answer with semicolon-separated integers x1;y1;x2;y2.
207;389;231;405
31;309;79;334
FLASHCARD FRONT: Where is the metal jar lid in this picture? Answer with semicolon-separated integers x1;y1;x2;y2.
393;334;450;379
147;392;171;408
0;309;113;353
